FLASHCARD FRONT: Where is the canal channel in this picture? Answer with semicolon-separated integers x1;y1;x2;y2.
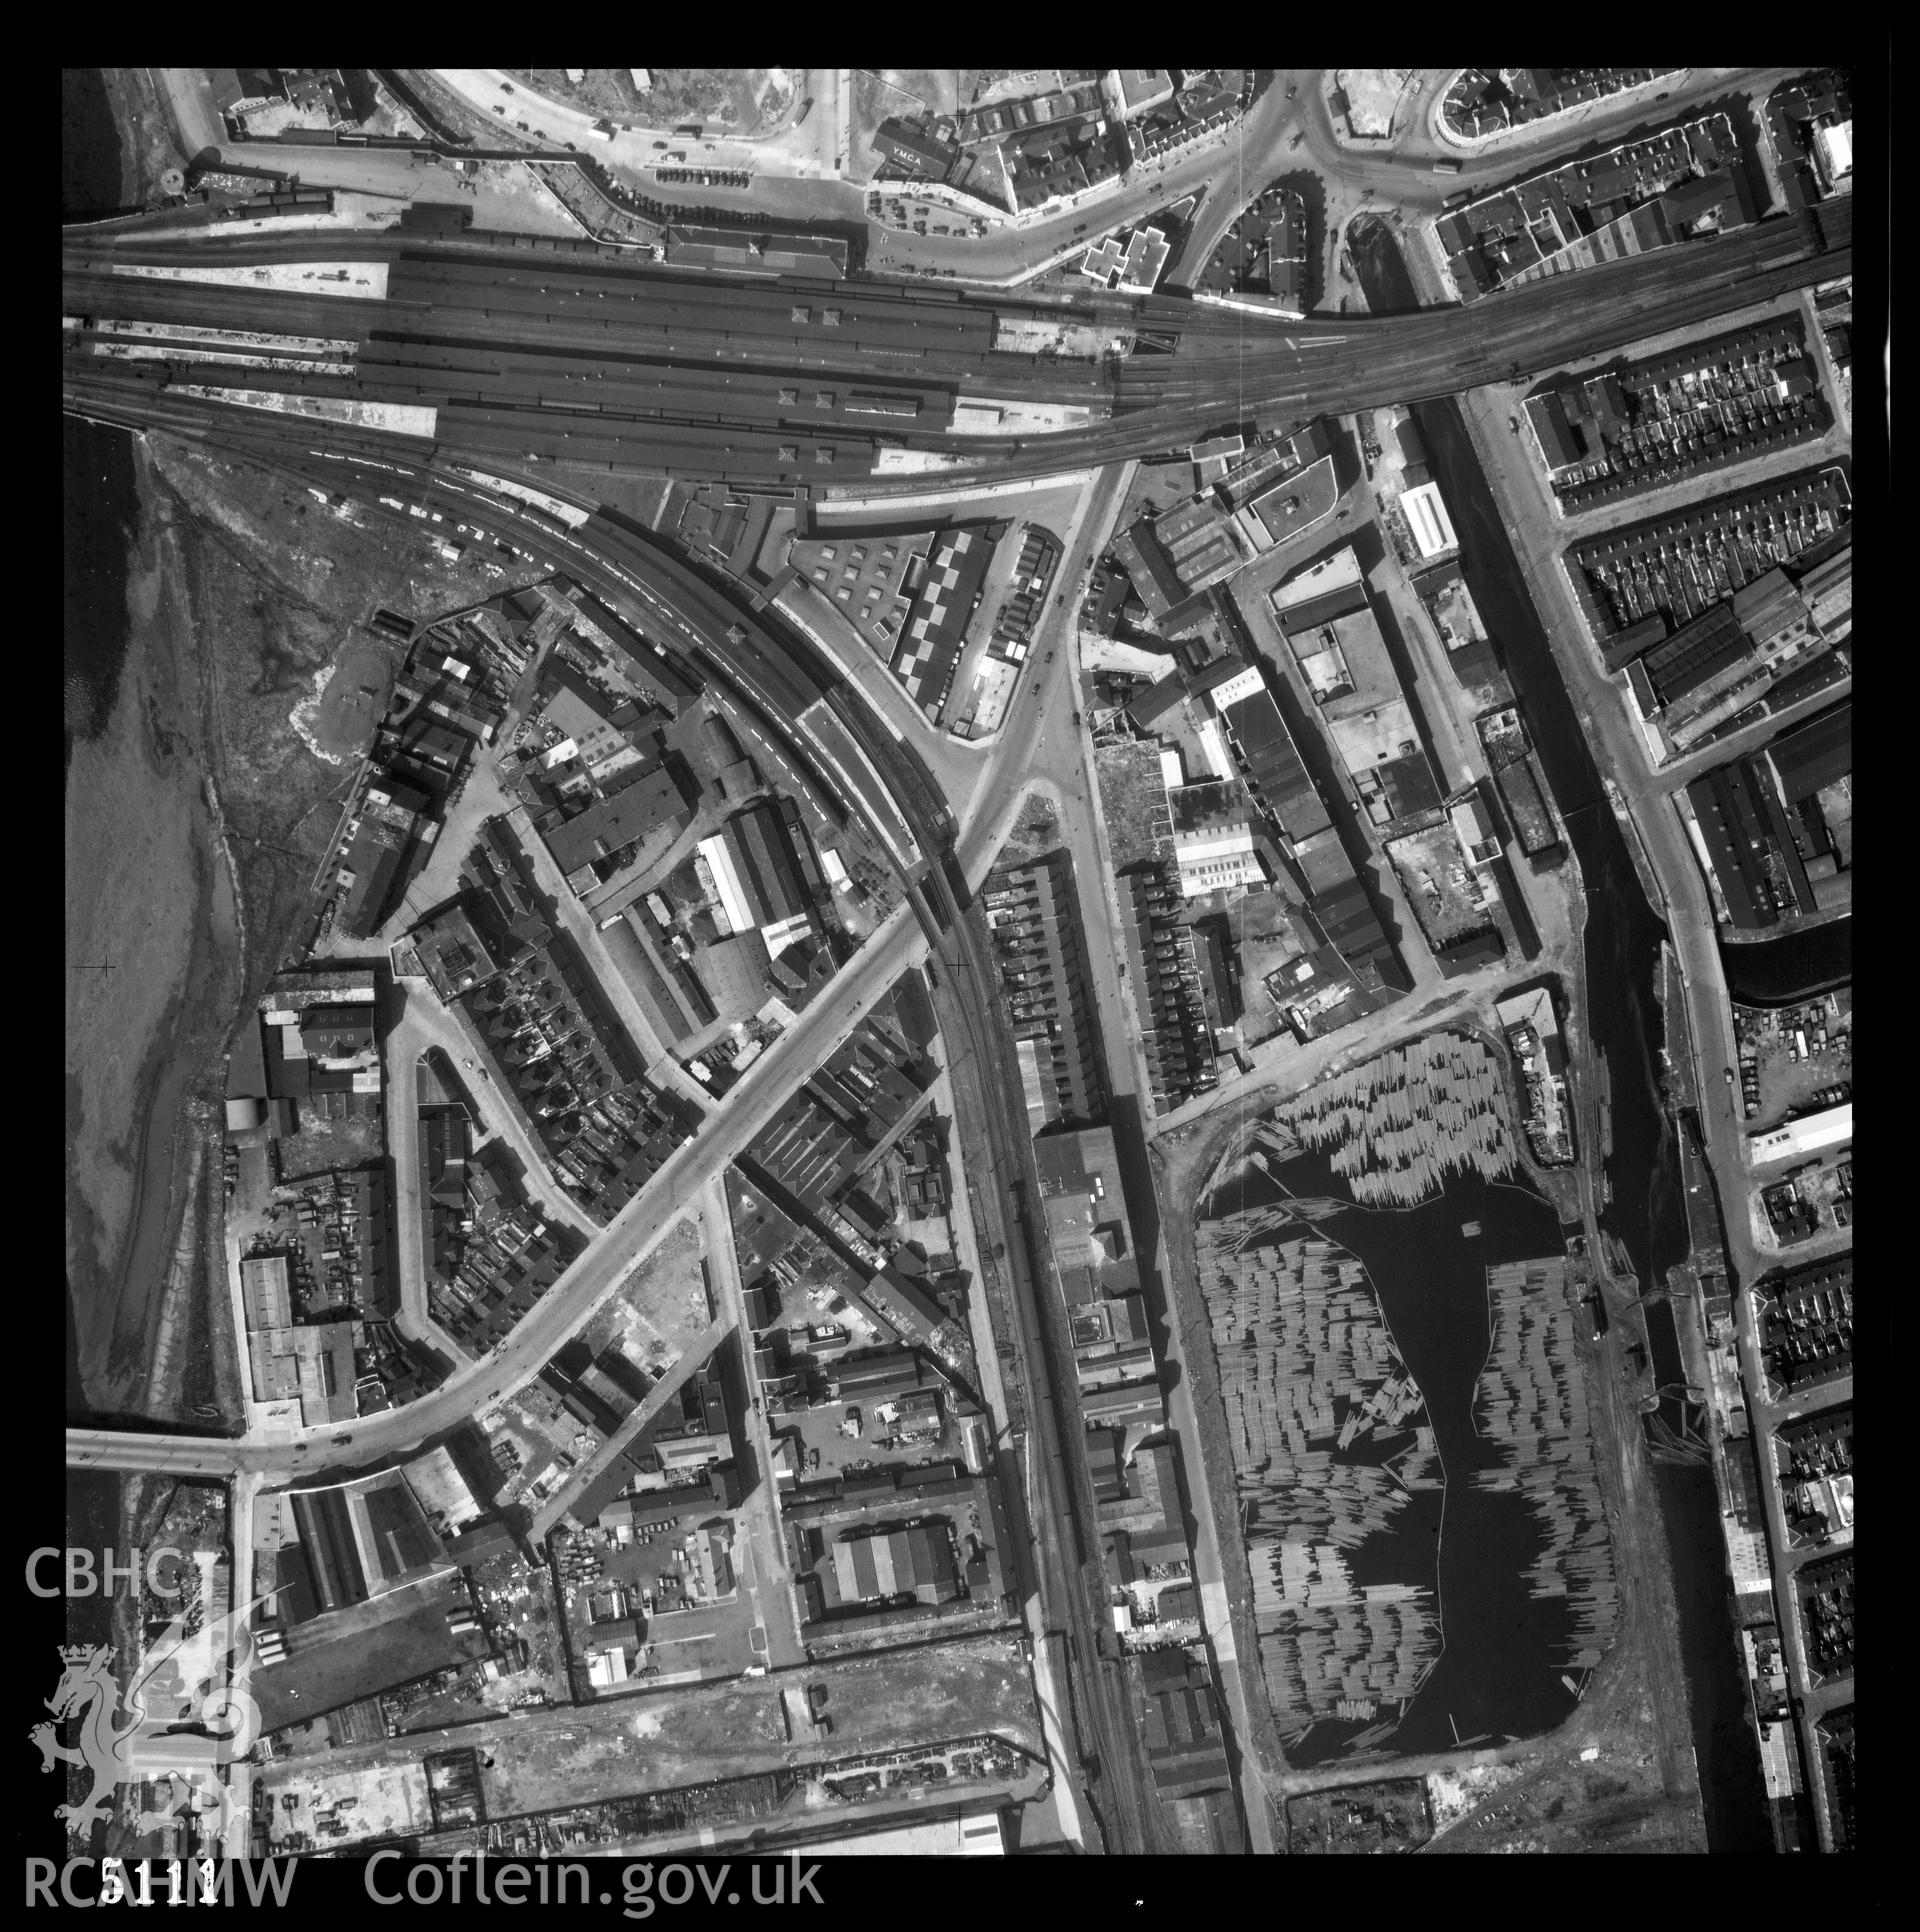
1720;916;1852;1006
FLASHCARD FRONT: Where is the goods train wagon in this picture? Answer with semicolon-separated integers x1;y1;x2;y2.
146;361;363;403
431;398;880;466
63;231;381;270
581;513;831;717
357;336;947;430
378;289;956;368
383;258;992;357
380;244;1003;333
447;230;619;256
432;404;872;485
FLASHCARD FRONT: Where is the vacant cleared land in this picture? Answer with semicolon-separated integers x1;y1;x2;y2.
251;1570;487;1731
308;638;393;761
66;454;243;1419
1094;742;1174;870
579;1216;714;1371
255;1629;1041;1823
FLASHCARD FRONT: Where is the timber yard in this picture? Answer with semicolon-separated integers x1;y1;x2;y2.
62;64;1861;1869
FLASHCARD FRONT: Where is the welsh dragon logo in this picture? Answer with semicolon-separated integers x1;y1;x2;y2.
32;1589;267;1842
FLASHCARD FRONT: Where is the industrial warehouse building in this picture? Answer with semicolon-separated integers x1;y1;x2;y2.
337;777;431;940
1687;699;1850;931
889;525;1000;720
699;799;814;937
539;760;697;882
1035;1127;1142;1306
1750;1103;1852;1167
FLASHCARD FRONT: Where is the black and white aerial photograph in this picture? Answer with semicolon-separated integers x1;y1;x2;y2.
60;66;1863;1886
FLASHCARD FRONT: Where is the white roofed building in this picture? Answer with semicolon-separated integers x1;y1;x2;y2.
1195;719;1235;780
698;832;755;935
1203;663;1267;714
1812;120;1852;194
1749;1103;1852;1167
1081;225;1171;295
1109;70;1175;120
1400;480;1459;561
1449;795;1501;867
1173;821;1267;898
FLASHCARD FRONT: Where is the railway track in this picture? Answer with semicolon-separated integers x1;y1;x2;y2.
64;199;1850;488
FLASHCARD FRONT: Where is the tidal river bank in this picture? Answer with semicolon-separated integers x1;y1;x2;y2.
65;74;265;1428
65;440;241;1422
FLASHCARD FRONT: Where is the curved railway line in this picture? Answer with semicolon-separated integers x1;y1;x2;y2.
138;422;1146;1839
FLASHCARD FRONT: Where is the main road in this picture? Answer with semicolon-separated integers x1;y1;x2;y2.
68;897;924;1479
